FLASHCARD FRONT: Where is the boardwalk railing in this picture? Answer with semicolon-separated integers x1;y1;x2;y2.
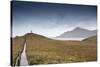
14;36;26;66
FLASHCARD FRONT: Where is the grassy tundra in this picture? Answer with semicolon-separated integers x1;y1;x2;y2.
12;33;97;65
25;33;97;65
12;36;24;65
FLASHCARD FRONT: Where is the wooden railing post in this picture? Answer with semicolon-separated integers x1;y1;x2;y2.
14;36;26;66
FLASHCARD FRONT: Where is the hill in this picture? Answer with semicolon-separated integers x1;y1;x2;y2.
12;32;97;65
12;36;25;65
56;27;97;39
25;33;97;65
82;35;97;43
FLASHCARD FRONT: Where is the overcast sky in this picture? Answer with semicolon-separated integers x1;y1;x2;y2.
12;1;97;37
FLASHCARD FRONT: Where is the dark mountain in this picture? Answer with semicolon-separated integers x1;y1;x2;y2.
56;27;97;38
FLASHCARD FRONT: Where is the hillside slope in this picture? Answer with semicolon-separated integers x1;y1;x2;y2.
24;33;97;65
12;36;25;65
83;36;97;41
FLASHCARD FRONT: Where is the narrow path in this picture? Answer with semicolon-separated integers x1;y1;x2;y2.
20;42;28;66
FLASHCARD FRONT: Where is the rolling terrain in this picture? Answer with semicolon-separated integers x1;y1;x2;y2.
12;33;97;65
25;33;97;65
12;36;25;65
82;36;97;43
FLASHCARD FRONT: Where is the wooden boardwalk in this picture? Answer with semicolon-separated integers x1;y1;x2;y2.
20;42;28;66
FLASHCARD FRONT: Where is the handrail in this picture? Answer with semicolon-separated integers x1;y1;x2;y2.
14;36;26;66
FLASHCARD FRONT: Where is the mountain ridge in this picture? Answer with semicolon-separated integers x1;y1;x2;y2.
56;27;97;38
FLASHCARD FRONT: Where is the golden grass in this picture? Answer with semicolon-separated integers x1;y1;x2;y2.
12;36;24;65
25;34;97;65
12;33;97;65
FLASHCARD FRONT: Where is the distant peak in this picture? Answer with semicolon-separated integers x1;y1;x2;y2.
74;27;82;29
73;27;89;31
